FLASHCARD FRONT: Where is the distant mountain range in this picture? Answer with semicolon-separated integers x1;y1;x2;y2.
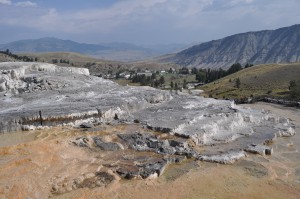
158;24;300;69
0;37;188;62
2;24;299;67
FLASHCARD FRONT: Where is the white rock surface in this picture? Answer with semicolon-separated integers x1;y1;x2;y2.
0;62;296;163
198;151;247;164
0;62;170;133
133;95;295;150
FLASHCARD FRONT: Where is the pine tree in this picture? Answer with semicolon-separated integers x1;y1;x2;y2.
170;81;174;89
159;76;165;85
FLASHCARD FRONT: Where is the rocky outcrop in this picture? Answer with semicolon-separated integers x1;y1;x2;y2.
71;134;183;180
118;133;196;158
71;126;289;182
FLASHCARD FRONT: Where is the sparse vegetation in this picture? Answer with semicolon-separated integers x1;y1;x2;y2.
200;63;300;100
289;80;300;100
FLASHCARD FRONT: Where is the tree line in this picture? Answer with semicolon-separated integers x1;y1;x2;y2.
0;49;37;62
190;63;253;83
52;59;70;64
131;73;165;87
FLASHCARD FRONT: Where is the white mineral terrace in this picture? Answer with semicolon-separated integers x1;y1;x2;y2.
0;62;296;163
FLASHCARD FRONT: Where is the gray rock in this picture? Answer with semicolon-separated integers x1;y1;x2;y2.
71;136;123;151
245;144;273;156
116;158;168;179
159;146;176;155
277;127;296;137
118;133;194;157
169;139;188;148
93;137;123;151
198;151;247;164
72;137;92;147
139;160;168;179
118;133;159;151
165;155;186;163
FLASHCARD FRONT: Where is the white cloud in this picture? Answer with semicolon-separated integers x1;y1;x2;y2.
0;0;300;44
60;0;214;32
15;1;37;7
0;0;11;5
1;0;215;32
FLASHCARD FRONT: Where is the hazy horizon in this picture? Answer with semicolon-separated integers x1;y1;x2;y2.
0;0;300;45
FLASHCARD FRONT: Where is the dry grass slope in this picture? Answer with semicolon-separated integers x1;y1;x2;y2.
21;52;104;63
200;63;300;99
20;52;180;75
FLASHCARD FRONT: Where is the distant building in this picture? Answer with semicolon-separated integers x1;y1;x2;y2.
124;74;131;79
94;73;102;77
186;83;204;89
118;72;131;79
103;74;116;79
186;83;195;89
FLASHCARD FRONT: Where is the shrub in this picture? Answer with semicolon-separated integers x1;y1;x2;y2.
289;80;300;100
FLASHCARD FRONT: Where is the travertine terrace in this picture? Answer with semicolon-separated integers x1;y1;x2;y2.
0;62;296;164
0;62;299;198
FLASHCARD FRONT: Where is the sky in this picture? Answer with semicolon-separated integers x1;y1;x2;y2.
0;0;300;45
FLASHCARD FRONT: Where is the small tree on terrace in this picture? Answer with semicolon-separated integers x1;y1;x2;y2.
151;73;156;80
183;79;187;89
174;83;178;91
170;81;174;89
159;76;165;85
